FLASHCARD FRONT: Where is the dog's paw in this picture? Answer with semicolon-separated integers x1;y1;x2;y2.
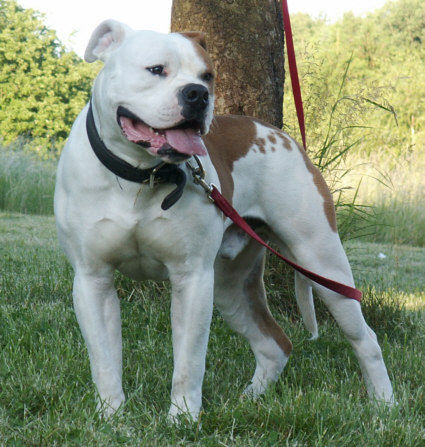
309;331;319;341
241;382;266;400
371;393;396;408
96;394;125;419
167;401;200;424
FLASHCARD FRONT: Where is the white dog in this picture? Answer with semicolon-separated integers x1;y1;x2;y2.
54;20;393;420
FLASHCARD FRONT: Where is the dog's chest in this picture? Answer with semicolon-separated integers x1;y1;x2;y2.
88;213;174;281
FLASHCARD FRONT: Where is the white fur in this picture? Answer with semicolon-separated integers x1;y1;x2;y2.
54;21;393;421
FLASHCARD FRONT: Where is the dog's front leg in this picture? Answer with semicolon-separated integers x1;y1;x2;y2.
168;266;215;421
73;270;125;416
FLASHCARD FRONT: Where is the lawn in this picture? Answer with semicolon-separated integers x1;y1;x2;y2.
0;212;424;446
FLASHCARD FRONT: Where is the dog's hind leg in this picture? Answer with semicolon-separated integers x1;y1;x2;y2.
272;227;393;403
214;238;292;398
73;269;125;416
315;282;393;403
295;272;318;339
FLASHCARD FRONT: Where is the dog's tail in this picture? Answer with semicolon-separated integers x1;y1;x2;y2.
294;272;318;340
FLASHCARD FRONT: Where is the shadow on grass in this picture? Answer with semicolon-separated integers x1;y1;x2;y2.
360;286;419;340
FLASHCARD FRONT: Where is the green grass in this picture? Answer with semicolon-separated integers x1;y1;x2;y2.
335;150;425;247
1;212;424;446
0;148;56;215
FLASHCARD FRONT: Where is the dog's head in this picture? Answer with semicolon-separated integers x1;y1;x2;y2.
85;20;215;163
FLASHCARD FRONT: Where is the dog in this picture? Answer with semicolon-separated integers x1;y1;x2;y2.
54;19;393;420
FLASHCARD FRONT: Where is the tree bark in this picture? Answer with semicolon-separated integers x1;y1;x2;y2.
171;0;285;128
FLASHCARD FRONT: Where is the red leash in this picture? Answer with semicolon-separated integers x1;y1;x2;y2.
210;186;362;302
281;0;307;150
187;1;362;302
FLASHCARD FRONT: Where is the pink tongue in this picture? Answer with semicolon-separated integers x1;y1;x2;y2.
164;128;207;156
120;116;207;156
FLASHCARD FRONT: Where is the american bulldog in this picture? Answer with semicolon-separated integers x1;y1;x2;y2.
54;20;393;420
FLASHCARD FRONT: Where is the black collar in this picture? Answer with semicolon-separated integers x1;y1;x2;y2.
86;100;186;210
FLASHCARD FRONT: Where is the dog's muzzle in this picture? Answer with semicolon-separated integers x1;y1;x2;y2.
179;83;209;123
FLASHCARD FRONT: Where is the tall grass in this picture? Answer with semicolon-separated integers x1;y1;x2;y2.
283;51;424;246
340;149;425;246
1;143;423;246
0;144;56;215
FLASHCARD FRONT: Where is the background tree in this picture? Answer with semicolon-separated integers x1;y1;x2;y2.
0;0;97;156
171;0;285;128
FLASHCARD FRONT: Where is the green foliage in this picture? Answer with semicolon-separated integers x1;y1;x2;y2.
284;0;425;155
0;0;98;156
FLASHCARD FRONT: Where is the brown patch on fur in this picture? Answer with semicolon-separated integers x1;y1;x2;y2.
296;142;338;232
202;115;257;203
253;137;266;153
251;117;293;151
275;132;293;150
268;134;277;144
202;116;300;202
180;32;215;85
244;255;292;356
179;31;207;49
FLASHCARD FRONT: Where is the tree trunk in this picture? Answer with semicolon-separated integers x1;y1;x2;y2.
171;0;285;128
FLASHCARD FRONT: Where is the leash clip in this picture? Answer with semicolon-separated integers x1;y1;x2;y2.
186;155;215;202
149;162;166;188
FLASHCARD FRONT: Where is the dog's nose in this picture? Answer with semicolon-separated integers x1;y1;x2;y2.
181;84;209;110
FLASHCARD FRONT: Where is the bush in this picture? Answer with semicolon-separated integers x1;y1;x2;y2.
0;0;98;156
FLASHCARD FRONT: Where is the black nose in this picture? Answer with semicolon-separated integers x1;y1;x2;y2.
181;83;209;110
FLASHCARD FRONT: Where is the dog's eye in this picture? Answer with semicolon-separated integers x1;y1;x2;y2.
201;72;214;82
146;65;165;76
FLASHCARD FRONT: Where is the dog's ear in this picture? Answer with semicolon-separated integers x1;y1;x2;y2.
180;32;207;50
84;20;133;63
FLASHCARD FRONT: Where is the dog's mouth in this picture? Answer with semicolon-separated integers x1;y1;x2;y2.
117;106;207;160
